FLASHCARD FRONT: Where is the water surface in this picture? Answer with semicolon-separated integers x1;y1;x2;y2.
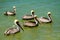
0;0;60;40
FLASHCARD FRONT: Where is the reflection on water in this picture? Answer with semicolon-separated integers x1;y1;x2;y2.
0;0;60;40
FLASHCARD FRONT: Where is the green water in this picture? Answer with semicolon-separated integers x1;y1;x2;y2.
0;0;60;40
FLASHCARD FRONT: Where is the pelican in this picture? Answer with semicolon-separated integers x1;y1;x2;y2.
22;10;35;20
37;12;52;23
4;6;16;16
4;19;24;35
23;15;39;27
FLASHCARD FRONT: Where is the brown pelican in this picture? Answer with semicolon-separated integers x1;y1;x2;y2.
4;19;24;35
23;15;39;27
37;12;52;23
4;6;16;16
22;10;35;20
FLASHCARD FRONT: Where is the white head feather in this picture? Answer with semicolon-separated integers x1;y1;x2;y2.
14;19;19;25
48;12;51;15
31;10;34;15
13;6;16;8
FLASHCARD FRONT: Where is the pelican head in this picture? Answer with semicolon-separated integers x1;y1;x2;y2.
34;15;39;24
31;10;34;16
13;6;16;12
13;6;16;9
47;12;51;16
34;15;38;21
14;19;19;25
34;15;37;18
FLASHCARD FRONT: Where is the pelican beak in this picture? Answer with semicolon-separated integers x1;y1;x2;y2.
17;22;24;31
20;25;24;31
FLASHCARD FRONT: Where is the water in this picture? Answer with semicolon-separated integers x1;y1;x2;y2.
0;0;60;40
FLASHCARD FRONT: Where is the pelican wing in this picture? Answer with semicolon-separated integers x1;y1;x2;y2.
40;17;49;20
37;18;49;23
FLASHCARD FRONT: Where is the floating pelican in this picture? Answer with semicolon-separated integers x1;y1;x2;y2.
23;15;39;27
37;12;52;23
22;10;35;20
4;19;24;35
4;6;16;16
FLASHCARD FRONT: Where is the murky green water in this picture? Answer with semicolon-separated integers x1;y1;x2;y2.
0;0;60;40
